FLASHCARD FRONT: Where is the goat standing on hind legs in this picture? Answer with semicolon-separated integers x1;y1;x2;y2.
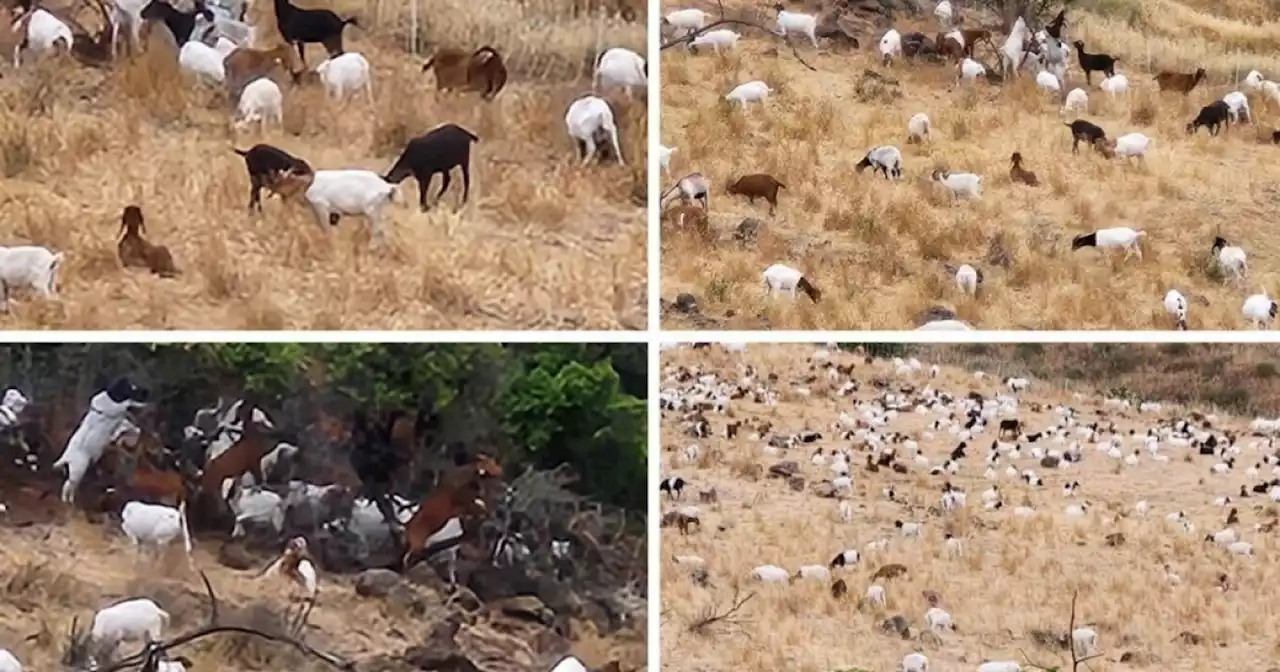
398;454;504;585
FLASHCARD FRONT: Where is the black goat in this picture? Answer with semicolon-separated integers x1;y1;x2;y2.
1187;100;1231;136
1045;9;1066;39
1071;40;1118;85
273;0;357;65
232;144;313;212
383;124;480;212
1064;119;1106;154
139;0;213;45
1272;130;1280;144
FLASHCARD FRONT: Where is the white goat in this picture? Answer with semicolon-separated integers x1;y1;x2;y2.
1222;91;1251;123
120;500;194;564
1100;74;1129;97
594;47;646;98
902;652;929;672
14;9;73;67
1071;227;1146;260
0;650;19;672
90;598;170;651
879;29;902;64
955;264;980;295
53;380;146;504
235;77;284;130
0;389;29;429
0;245;63;313
192;12;252;46
549;656;588;672
225;483;285;537
959;57;986;82
659;145;675;176
108;0;148;57
1243;70;1280;108
933;0;952;24
751;564;790;582
856;145;902;180
775;9;818;48
178;40;227;84
1243;293;1277;329
1163;289;1188;330
999;17;1030;78
932;170;981;200
316;52;373;102
1109;132;1151;163
761;263;821;302
1212;236;1247;281
1036;70;1061;93
293;170;399;240
726;80;773;107
1061;87;1088;114
689;29;740;53
907;113;931;143
977;663;1021;672
661;172;709;209
565;95;624;166
662;8;708;36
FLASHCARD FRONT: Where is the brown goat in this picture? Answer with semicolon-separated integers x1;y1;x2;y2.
936;32;964;61
117;205;179;278
958;28;993;58
122;432;189;506
401;454;503;569
224;43;300;96
1154;67;1206;94
421;45;508;100
726;173;786;215
1009;152;1039;186
199;401;273;504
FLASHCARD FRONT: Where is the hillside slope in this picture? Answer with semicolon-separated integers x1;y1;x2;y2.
659;344;1280;672
0;0;646;329
660;0;1280;330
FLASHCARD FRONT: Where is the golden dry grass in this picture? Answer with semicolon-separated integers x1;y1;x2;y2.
0;0;646;330
0;515;646;670
660;343;1280;671
660;0;1280;330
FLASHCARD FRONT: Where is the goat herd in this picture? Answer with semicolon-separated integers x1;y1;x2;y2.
659;2;1280;330
659;344;1280;670
0;376;592;671
0;0;647;315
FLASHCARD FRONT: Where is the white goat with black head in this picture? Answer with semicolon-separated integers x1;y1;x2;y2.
53;377;149;504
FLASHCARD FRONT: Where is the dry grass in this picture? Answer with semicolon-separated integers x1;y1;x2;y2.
0;515;645;670
660;343;1280;671
659;0;1280;330
0;0;647;330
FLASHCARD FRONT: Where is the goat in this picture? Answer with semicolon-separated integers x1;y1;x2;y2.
958;28;992;58
52;377;150;504
1155;67;1206;94
1222;91;1250;124
117;205;179;278
1070;40;1117;85
223;43;298;97
0;245;63;313
762;263;821;302
401;454;503;569
86;598;170;653
593;46;646;98
855;145;902;179
420;45;507;100
120;500;193;564
1071;227;1146;260
278;169;398;241
660;172;709;210
774;5;817;48
565;95;624;166
272;0;356;65
726;173;785;215
139;0;212;45
226;480;285;537
199;401;276;502
12;8;71;67
178;39;226;83
1009;152;1039;186
232;144;313;213
261;536;317;600
1064;119;1106;154
313;51;372;101
234;77;284;130
382;123;480;211
1187;100;1230;136
662;8;707;36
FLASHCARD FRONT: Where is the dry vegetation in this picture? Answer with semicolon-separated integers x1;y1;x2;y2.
0;515;645;670
660;0;1280;330
0;0;646;330
660;343;1280;671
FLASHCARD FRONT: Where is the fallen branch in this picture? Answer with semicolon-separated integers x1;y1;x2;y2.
658;0;817;71
687;586;754;635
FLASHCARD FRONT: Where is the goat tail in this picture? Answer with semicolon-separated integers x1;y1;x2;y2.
776;182;787;189
49;252;64;271
461;127;480;143
472;45;500;62
178;499;193;555
232;147;249;156
421;56;434;71
157;608;171;627
342;16;358;27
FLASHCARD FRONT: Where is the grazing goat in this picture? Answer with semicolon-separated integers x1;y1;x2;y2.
421;46;507;100
726;173;785;215
1155;67;1206;94
1095;132;1150;163
1009;152;1039;186
689;28;739;54
234;77;284;130
120;500;193;564
1222;91;1250;123
1071;227;1146;260
0;245;63;313
762;263;821;302
1064;119;1105;154
1061;87;1087;115
594;47;646;98
725;80;773;107
233;144;313;213
1100;74;1128;97
878;28;902;65
273;0;356;64
1187;100;1230;136
383;124;480;212
53;377;150;504
907;113;931;143
1164;289;1188;330
12;9;73;66
855;145;902;179
565;95;624;166
1211;236;1247;281
1243;293;1277;329
117;205;179;278
1070;40;1117;84
660;173;709;210
1243;70;1280;109
315;51;372;101
178;40;226;83
85;598;170;652
402;454;503;569
139;0;212;45
774;5;817;48
281;169;398;240
932;169;981;200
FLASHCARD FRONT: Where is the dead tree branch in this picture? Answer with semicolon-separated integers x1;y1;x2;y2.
687;587;755;635
658;0;817;71
1019;589;1104;672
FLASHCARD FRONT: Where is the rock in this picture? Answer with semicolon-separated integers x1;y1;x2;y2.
673;293;699;314
355;569;404;598
810;481;837;498
467;565;538;603
216;542;256;571
787;476;806;492
405;562;450;593
456;623;539;672
1040;455;1061;468
734;218;763;245
768;461;799;478
916;306;957;325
